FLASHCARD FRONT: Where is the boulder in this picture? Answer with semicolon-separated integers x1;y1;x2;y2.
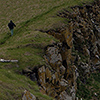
58;91;72;100
22;90;36;100
46;46;62;69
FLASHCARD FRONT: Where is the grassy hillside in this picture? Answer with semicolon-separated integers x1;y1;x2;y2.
0;0;94;71
0;0;94;99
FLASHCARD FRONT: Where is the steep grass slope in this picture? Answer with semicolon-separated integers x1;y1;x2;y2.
0;0;94;71
0;0;94;99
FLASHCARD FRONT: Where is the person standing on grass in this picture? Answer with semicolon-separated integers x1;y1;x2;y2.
8;20;16;36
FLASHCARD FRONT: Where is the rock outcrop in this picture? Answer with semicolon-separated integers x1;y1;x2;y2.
28;0;100;100
22;90;37;100
38;27;76;99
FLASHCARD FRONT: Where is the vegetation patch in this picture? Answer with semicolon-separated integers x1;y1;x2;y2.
76;72;100;100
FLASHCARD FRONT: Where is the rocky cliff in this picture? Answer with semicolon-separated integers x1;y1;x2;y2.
27;0;100;100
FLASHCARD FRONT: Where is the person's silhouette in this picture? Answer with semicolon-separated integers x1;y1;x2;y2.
8;20;16;36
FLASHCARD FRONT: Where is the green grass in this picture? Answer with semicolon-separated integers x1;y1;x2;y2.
0;0;95;99
0;0;94;71
0;68;54;100
0;31;58;72
76;72;100;100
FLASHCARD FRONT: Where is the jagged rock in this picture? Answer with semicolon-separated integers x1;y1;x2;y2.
93;45;99;55
80;62;90;75
50;53;62;64
58;91;72;100
45;46;62;70
76;29;81;34
92;57;100;65
59;65;66;75
47;89;58;98
38;66;46;85
83;45;90;56
51;74;56;85
22;90;36;100
95;64;100;72
47;46;62;62
70;86;76;94
71;12;78;18
51;73;59;84
75;69;79;79
59;79;68;87
45;67;52;82
80;62;89;69
74;32;85;43
79;6;86;17
64;29;73;48
46;84;58;98
72;92;76;100
39;86;46;94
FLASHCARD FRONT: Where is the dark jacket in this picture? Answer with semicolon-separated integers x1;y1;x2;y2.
8;21;16;30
